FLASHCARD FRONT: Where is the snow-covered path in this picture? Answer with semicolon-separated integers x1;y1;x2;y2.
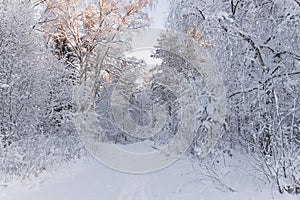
0;156;298;200
0;158;201;200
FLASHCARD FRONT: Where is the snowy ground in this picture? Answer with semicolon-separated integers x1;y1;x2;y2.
0;150;298;200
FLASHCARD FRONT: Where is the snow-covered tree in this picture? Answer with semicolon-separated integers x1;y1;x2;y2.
168;0;300;194
37;0;153;98
0;0;82;182
32;0;155;147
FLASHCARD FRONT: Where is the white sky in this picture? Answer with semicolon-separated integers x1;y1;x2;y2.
125;0;170;71
148;0;170;28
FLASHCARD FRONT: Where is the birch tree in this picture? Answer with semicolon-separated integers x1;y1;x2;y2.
37;0;153;98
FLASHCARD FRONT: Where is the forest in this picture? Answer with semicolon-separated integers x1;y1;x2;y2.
0;0;299;199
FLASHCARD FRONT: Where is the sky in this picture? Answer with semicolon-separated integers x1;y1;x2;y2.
148;0;170;28
125;0;170;66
